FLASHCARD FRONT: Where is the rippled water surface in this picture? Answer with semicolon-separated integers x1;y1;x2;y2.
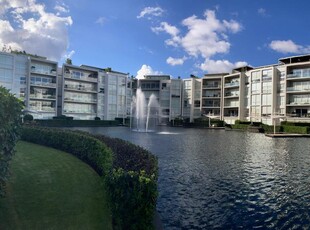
76;126;310;229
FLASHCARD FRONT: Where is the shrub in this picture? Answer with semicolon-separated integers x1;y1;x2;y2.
93;134;158;230
94;116;101;121
23;114;33;122
282;125;310;134
0;86;23;196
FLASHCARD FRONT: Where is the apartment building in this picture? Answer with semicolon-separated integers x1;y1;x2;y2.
0;51;58;119
29;57;58;119
62;64;130;121
201;73;226;120
182;77;202;122
132;75;182;124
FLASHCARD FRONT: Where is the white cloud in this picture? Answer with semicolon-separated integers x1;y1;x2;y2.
166;56;187;66
0;0;72;61
54;3;69;14
258;8;266;16
95;17;106;25
137;6;164;19
151;9;243;70
269;40;310;54
136;64;162;79
200;59;248;73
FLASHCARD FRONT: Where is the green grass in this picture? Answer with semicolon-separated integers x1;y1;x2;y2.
0;141;112;230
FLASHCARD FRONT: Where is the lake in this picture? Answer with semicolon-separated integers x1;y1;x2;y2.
75;126;310;229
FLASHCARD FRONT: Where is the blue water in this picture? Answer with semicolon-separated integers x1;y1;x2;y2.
75;126;310;229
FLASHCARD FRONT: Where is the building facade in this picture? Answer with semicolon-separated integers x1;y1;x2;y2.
1;50;310;124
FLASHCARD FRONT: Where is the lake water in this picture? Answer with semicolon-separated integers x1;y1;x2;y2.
75;126;310;229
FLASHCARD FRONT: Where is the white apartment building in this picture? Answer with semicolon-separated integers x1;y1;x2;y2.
62;64;130;120
0;51;58;119
133;75;182;124
201;73;226;120
182;77;202;122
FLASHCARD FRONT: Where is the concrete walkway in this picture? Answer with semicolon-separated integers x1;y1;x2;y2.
265;133;310;138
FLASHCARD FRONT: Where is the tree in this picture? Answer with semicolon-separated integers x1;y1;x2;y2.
0;87;23;196
66;58;72;65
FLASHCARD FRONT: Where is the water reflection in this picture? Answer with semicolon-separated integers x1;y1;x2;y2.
74;127;310;229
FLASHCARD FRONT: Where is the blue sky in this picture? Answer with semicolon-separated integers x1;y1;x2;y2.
1;0;310;78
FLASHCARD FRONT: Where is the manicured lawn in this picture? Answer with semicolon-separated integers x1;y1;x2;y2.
0;141;112;230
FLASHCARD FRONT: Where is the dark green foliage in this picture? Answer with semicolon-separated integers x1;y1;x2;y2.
281;121;310;127
20;127;113;177
105;169;157;230
282;125;310;134
93;134;158;230
0;86;23;196
94;116;101;121
35;119;119;127
23;114;33;122
231;124;249;130
194;117;224;127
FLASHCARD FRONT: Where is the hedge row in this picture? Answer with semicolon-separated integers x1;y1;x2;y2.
20;126;158;230
282;125;310;134
34;119;121;127
20;127;112;177
0;87;23;196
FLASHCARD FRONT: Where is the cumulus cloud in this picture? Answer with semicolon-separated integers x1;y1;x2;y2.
0;0;72;61
200;59;248;73
269;40;310;54
166;56;187;66
137;6;164;19
136;64;162;79
150;9;244;73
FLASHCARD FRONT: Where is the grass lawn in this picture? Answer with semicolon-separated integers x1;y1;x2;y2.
0;141;112;230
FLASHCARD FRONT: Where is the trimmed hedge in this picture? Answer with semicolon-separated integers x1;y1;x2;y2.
35;119;120;127
282;125;310;134
20;126;158;230
0;87;23;196
20;127;112;177
231;124;249;130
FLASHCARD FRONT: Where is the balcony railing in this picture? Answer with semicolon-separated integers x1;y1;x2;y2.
29;94;56;100
30;81;57;88
202;84;220;89
287;72;310;79
224;82;239;87
64;85;97;93
64;73;98;82
287;87;310;92
64;98;97;104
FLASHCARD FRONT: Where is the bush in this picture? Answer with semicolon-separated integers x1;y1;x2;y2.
35;119;119;127
94;116;101;121
93;134;158;230
282;125;310;134
0;87;23;196
23;114;33;122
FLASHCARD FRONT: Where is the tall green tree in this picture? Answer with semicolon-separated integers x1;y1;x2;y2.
0;86;23;196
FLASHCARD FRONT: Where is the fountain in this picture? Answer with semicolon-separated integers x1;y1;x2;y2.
131;88;161;132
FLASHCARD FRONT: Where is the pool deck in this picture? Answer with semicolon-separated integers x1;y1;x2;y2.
265;133;310;138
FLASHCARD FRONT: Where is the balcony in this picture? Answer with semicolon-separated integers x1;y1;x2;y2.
64;84;97;93
30;81;57;88
286;86;310;92
202;84;220;89
29;94;56;100
31;66;57;76
64;97;97;104
287;69;310;79
224;81;239;88
64;73;98;83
